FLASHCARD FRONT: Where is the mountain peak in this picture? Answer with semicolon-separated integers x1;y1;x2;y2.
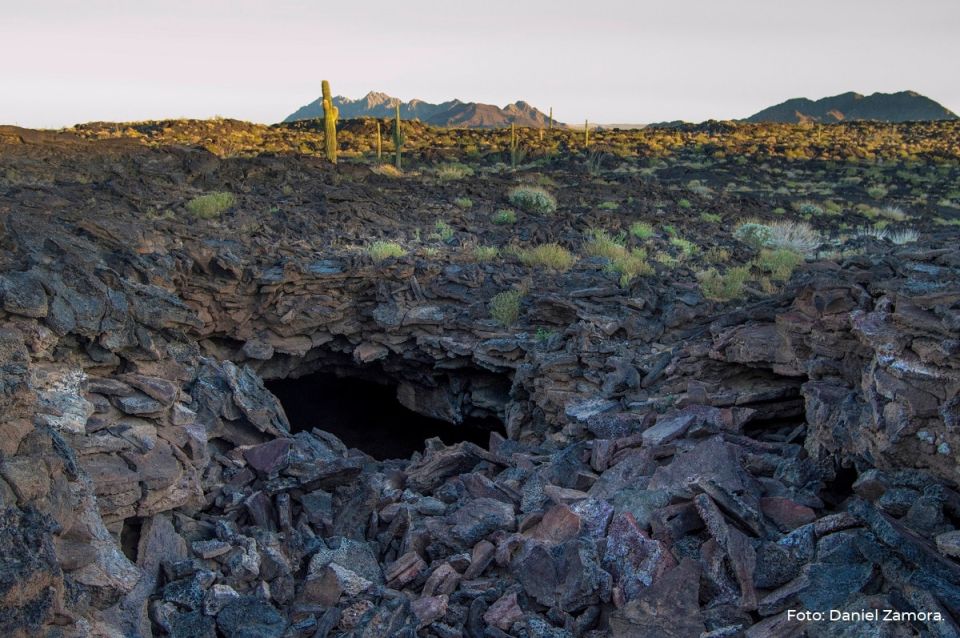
746;90;956;123
283;91;558;128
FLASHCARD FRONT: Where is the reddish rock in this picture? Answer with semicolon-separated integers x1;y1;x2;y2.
531;505;582;544
411;594;448;628
385;551;427;589
602;512;675;604
422;563;460;596
609;558;705;637
483;591;524;631
760;496;817;531
242;438;291;474
462;540;495;579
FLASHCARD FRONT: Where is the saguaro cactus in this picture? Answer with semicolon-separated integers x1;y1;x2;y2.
322;80;338;164
376;120;382;161
548;107;553;130
584;119;590;147
394;104;404;170
510;123;519;169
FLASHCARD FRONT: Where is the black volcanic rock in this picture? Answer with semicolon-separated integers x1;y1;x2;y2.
746;90;957;123
284;90;558;127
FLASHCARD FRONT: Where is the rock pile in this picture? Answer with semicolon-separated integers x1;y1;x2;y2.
1;128;959;636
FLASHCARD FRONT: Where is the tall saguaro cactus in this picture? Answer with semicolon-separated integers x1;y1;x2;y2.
394;104;404;170
322;80;339;164
510;123;519;169
548;107;553;130
584;119;590;147
376;120;382;161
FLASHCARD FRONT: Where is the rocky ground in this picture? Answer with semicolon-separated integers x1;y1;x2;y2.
1;121;960;637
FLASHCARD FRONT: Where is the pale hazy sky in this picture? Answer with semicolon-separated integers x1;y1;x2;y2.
2;0;958;128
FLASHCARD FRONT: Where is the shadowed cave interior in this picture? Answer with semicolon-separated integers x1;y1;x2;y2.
265;372;506;460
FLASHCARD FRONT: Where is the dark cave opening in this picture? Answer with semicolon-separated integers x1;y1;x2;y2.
821;463;860;508
265;372;506;460
120;517;142;563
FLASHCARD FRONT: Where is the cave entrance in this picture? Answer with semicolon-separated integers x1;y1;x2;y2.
265;372;506;460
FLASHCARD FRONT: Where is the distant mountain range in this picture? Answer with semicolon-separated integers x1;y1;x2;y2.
745;91;957;124
284;91;558;128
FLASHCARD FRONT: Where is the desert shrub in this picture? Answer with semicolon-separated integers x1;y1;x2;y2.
454;197;473;209
792;200;824;216
508;186;557;214
763;221;822;255
705;247;731;263
866;184;889;199
492;209;517;225
687;180;714;198
583;229;627;261
855;227;920;245
490;290;523;326
436;163;474;180
598;201;619;210
654;252;678;268
434;219;455;242
734;222;773;249
372;164;402;177
473;245;499;262
888;229;920;244
669;237;699;258
700;212;722;223
187;192;235;219
697;266;751;301
878;205;909;221
535;327;556;343
629;221;655;239
518;243;575;271
677;198;692;209
369;241;406;262
755;248;803;280
606;248;653;287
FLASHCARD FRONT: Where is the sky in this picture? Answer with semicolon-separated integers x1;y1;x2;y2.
2;0;958;128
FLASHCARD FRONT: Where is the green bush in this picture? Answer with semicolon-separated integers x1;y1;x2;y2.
606;248;653;287
792;200;824;216
368;241;407;262
453;197;473;209
700;212;722;223
733;222;773;249
669;237;699;258
187;192;235;219
583;229;627;260
436;163;474;180
518;243;575;271
755;248;803;280
473;245;499;262
490;290;523;326
629;221;654;239
508;186;557;214
492;209;517;225
697;266;751;301
434;219;455;242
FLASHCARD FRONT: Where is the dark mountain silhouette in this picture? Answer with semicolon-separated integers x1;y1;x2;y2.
745;91;957;124
284;91;558;128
